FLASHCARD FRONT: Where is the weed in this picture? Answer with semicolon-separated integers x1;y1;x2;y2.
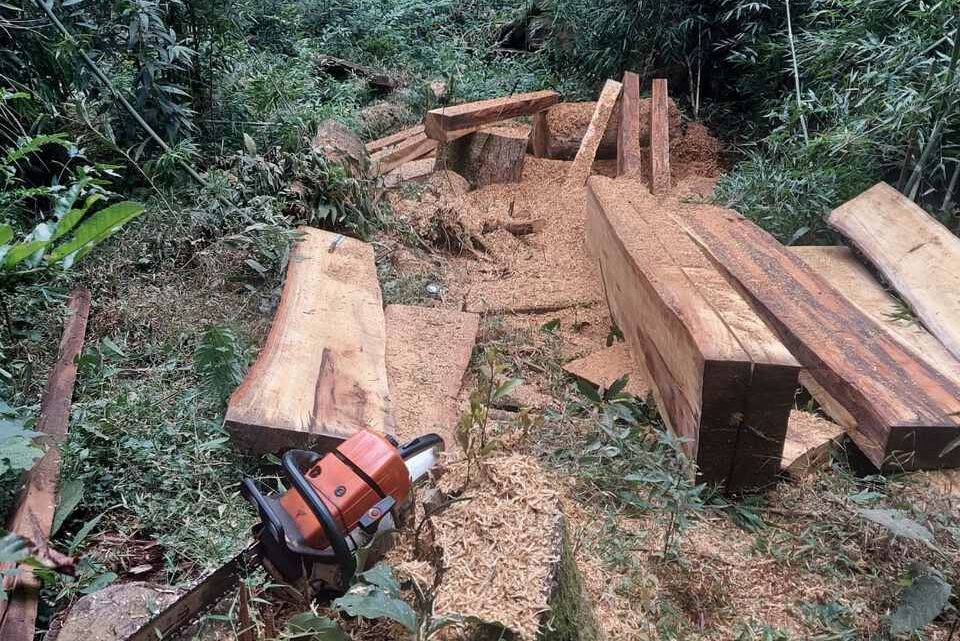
194;325;248;410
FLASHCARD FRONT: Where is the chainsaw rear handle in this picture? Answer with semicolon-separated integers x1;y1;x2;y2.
281;449;357;582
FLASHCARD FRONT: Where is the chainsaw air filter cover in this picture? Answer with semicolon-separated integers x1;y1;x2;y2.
279;430;412;549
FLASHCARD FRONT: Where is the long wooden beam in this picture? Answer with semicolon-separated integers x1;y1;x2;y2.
370;132;437;176
585;177;799;489
649;79;671;195
564;80;622;190
365;124;425;155
827;182;960;362
0;289;91;641
424;90;560;142
616;71;643;178
676;208;960;470
225;228;395;453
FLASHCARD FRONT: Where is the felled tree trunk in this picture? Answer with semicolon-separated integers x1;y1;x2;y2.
435;126;529;188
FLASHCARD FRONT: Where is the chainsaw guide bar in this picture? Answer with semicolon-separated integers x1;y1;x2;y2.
123;543;262;641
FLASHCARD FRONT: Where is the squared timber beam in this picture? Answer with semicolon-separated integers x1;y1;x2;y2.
584;176;800;490
676;208;960;470
617;71;643;178
424;90;560;142
649;78;671;195
564;79;622;190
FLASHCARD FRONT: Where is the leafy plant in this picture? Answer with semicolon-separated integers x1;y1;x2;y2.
194;325;247;409
456;347;523;489
889;567;953;636
0;400;42;477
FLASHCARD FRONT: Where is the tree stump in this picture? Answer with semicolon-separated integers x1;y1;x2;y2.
435;126;529;188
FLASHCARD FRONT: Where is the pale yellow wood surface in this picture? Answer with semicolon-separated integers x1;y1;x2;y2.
827;182;960;361
564;80;622;189
225;228;395;453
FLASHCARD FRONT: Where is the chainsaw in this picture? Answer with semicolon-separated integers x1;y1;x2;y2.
124;430;444;641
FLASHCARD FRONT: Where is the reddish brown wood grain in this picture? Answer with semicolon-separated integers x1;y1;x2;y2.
424;90;560;142
617;71;643;178
0;289;91;641
675;208;960;470
649;78;671;195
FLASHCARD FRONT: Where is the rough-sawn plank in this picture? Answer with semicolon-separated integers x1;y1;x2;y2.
225;228;395;453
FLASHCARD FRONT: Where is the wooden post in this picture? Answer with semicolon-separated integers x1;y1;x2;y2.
564;79;622;190
0;289;91;641
649;78;671;195
531;110;550;158
617;71;642;178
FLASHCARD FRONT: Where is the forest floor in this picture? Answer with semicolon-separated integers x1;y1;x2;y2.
12;105;960;641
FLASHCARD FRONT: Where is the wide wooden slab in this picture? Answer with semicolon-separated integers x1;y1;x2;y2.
424;90;560;142
1;289;90;641
585;177;800;489
676;208;960;470
827;182;960;361
564;80;622;189
384;305;479;445
617;71;642;178
649;78;671;195
225;228;395;453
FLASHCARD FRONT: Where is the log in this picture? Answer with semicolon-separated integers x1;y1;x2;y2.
564;79;622;190
649;78;671;195
365;124;425;155
370;132;438;176
314;54;397;91
435;126;529;188
225;228;395;453
530;110;550;158
617;71;643;178
424;90;560;142
827;182;960;362
584;177;800;489
675;207;960;470
0;289;91;641
384;304;479;445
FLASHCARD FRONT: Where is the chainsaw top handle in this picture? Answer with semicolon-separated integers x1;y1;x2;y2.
281;449;357;582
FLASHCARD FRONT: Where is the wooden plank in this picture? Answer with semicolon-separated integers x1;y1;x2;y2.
563;343;651;398
424;90;560;142
382;157;435;188
675;207;960;470
564;80;622;190
530;110;550;158
365;124;425;154
384;305;479;445
649;78;671;195
584;176;799;489
792;246;960;384
616;71;642;178
0;289;91;641
782;410;845;478
370;132;438;176
827;182;960;362
225;228;395;453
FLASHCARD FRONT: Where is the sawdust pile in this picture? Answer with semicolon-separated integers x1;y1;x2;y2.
426;455;564;641
672;121;723;178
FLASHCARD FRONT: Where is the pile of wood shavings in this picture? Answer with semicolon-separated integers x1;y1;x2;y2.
427;454;564;641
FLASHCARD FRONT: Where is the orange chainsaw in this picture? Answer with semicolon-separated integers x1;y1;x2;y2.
124;430;444;641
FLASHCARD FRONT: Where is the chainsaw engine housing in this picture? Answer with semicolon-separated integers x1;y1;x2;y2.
241;431;441;594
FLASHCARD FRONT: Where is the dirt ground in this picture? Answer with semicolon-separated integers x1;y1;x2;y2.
379;120;960;640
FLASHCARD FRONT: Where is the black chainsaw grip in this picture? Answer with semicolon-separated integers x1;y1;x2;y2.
240;477;285;545
281;450;357;583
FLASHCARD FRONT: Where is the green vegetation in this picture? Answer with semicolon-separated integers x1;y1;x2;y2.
3;0;960;638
